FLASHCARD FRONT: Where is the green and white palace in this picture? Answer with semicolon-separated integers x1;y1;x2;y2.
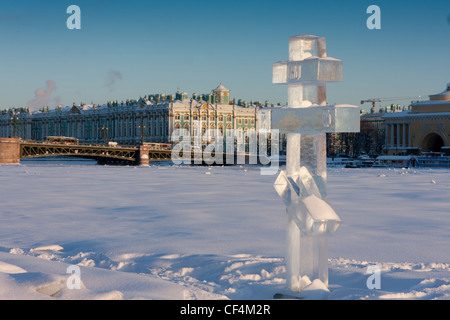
0;84;267;146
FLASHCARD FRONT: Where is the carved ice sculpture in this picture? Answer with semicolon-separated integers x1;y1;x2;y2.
272;35;360;293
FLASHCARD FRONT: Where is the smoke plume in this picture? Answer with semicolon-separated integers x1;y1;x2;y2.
27;80;61;110
106;70;122;92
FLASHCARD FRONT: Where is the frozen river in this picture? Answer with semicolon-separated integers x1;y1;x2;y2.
0;161;449;299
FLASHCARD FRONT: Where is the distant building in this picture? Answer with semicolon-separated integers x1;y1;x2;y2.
0;84;259;146
383;83;450;155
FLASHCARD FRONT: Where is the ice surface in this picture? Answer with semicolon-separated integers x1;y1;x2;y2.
289;35;327;61
286;216;301;291
286;134;301;176
287;84;318;107
278;133;338;290
257;109;271;131
274;170;291;206
286;195;340;236
273;58;343;85
273;62;288;84
302;195;340;234
0;164;449;300
297;166;324;199
270;105;360;133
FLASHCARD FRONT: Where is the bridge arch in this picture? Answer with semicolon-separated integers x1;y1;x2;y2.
0;140;173;165
19;142;140;165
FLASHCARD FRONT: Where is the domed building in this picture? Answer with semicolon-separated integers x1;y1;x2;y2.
383;83;450;155
213;83;230;104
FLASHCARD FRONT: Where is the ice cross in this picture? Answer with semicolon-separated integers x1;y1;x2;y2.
271;35;360;293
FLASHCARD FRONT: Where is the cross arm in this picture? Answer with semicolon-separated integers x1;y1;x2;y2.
262;105;360;134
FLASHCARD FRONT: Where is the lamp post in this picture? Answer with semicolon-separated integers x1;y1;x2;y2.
10;114;19;138
138;117;146;145
101;125;108;145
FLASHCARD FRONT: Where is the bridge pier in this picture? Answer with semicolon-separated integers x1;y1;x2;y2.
139;145;150;166
0;138;21;165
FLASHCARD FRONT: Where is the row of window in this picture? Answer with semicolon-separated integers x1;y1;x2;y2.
0;117;170;142
174;113;255;125
174;123;255;137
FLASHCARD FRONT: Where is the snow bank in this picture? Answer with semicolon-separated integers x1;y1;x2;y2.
0;163;449;299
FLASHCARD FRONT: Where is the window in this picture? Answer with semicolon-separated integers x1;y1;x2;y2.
185;114;189;121
218;115;223;122
202;114;207;121
244;118;248;125
227;115;232;122
193;114;198;121
175;114;180;120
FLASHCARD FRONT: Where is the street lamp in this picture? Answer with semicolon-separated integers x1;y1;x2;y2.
10;114;19;138
101;125;109;145
138;123;146;145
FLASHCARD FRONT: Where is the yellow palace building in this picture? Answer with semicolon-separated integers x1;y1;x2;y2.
383;83;450;156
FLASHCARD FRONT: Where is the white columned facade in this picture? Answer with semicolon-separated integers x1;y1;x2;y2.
404;123;407;148
390;123;395;148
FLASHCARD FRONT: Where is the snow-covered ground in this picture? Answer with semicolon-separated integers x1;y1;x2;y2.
0;160;449;300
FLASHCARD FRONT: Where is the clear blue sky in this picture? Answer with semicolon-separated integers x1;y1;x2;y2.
0;0;449;112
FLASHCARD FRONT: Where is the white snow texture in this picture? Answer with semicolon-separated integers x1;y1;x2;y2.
0;161;449;300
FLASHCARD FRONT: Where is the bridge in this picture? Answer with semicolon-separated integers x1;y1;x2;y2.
0;137;274;166
0;138;172;166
